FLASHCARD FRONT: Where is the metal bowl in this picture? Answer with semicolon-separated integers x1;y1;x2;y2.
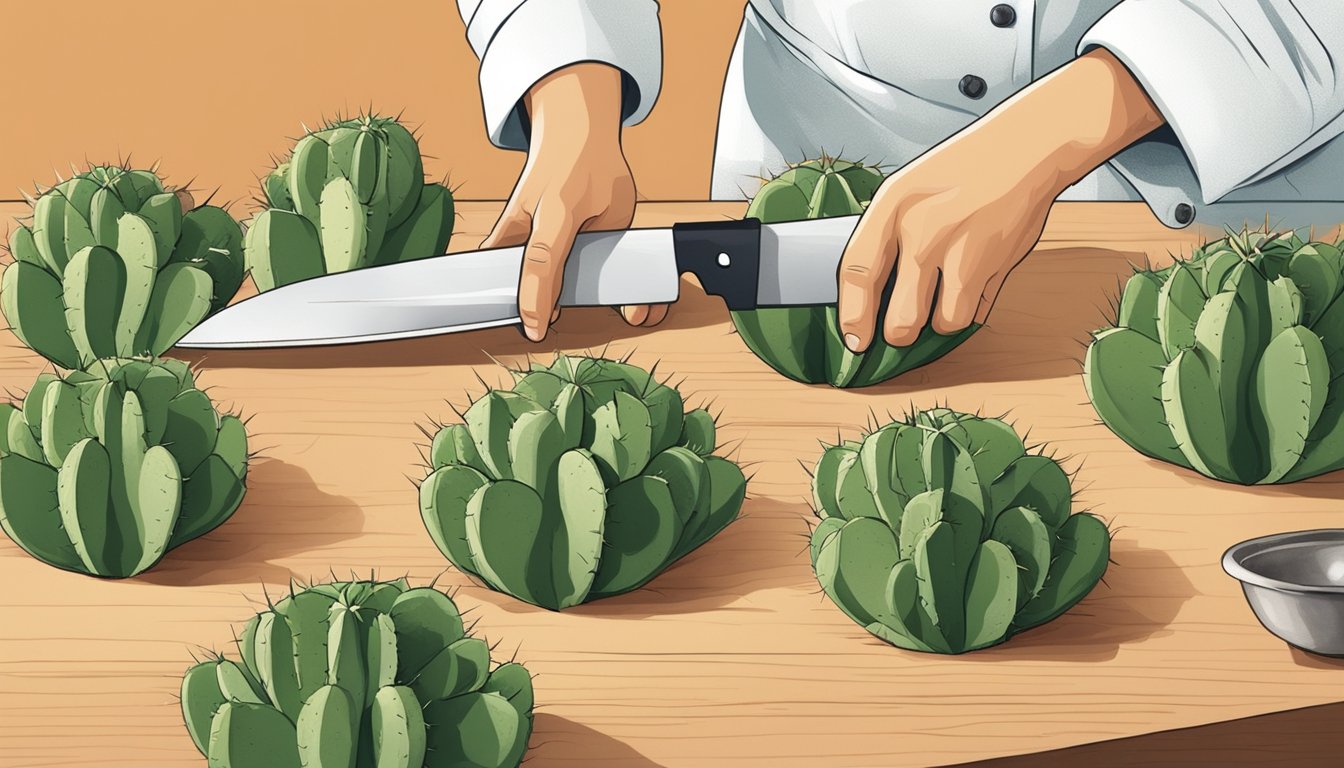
1222;529;1344;656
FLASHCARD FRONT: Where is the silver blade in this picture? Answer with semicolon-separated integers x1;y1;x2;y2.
756;215;857;306
176;227;680;348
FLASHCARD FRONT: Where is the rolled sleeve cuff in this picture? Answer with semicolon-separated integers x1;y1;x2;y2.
1079;0;1311;204
474;0;662;150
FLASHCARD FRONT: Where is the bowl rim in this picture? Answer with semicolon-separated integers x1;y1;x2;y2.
1222;528;1344;595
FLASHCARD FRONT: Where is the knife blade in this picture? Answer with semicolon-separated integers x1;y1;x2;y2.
175;215;859;348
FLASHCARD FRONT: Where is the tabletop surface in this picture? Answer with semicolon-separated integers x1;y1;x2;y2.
1;201;1342;767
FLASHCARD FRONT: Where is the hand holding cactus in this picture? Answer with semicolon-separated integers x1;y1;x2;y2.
834;49;1163;355
736;156;977;387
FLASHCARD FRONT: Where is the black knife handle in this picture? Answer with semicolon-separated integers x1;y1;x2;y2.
672;218;761;311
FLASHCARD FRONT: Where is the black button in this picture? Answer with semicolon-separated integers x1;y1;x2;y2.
1174;203;1195;225
959;75;987;99
991;4;1016;28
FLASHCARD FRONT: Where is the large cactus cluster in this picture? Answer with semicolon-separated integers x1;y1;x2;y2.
181;578;532;767
0;359;247;577
420;354;748;610
247;114;454;292
1086;229;1344;484
732;156;978;388
810;408;1109;653
2;165;244;369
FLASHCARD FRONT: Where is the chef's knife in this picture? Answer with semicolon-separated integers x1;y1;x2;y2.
175;215;859;348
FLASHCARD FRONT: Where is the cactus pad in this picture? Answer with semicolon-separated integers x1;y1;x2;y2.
1;165;244;368
809;408;1109;653
732;157;978;387
421;355;748;610
247;114;454;292
0;358;247;577
180;578;533;768
1086;229;1344;484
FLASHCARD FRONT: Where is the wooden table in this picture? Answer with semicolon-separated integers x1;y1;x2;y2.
1;201;1342;767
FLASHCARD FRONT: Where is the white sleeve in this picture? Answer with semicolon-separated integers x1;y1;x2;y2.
1079;0;1344;204
455;0;663;150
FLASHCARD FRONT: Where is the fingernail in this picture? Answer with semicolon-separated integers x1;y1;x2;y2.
844;333;863;353
524;323;545;342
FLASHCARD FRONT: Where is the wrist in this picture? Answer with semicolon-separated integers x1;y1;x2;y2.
1036;49;1165;194
525;63;625;152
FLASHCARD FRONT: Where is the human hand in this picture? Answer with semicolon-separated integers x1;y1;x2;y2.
481;63;667;342
837;49;1164;352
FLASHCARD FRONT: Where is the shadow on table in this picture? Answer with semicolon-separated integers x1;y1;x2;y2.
1289;647;1344;670
959;536;1195;663
853;248;1143;394
527;714;668;767
479;498;816;620
173;279;726;371
137;459;364;587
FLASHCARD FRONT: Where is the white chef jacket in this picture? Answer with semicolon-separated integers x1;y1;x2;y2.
456;1;1344;230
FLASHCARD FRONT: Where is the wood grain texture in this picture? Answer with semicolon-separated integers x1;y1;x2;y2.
1;202;1342;767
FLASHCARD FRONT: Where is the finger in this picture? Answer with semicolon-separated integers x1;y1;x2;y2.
883;258;939;348
974;270;1009;325
932;237;988;335
837;214;899;353
518;210;580;342
481;206;531;249
551;306;562;324
643;303;670;327
620;304;651;326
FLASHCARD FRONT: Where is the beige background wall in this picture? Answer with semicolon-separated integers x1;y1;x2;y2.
2;1;748;206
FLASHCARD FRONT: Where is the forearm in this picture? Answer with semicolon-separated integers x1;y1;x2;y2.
525;64;627;150
454;0;663;151
952;48;1165;199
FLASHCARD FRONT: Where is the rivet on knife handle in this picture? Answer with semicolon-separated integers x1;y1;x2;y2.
672;218;762;311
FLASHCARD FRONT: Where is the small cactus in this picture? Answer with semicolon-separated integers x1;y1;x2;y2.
1;165;244;369
246;113;454;292
732;156;978;387
0;358;247;577
810;408;1109;653
181;578;533;768
420;354;748;610
1086;229;1344;484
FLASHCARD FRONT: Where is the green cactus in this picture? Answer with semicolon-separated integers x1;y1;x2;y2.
810;408;1109;653
247;114;454;292
0;358;247;577
1086;229;1344;484
1;165;244;369
420;355;748;610
181;578;533;768
731;156;978;388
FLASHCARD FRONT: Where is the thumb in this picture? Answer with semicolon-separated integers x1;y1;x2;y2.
518;210;581;342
